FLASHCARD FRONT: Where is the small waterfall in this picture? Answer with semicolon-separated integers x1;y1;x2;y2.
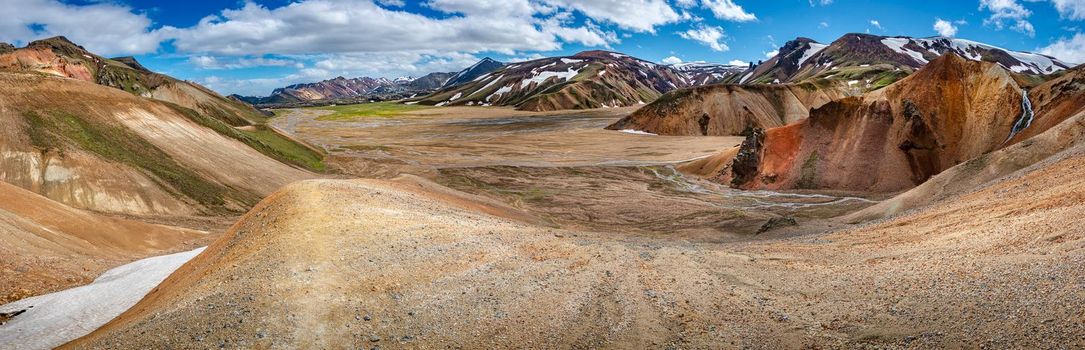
1004;90;1034;144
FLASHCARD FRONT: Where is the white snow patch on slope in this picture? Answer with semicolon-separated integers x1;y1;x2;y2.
0;247;206;350
523;67;580;87
487;85;513;101
798;43;828;66
739;72;754;84
478;74;505;92
881;37;1068;74
449;92;462;101
472;72;492;82
619;129;657;136
882;38;929;64
560;58;583;64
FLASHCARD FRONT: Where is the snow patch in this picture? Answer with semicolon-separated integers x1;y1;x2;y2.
739;72;754;84
487;85;513;101
881;37;929;64
619;129;657;136
523;67;580;87
798;43;828;66
0;247;206;350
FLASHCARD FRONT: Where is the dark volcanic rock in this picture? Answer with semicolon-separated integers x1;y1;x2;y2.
731;128;765;187
757;217;798;234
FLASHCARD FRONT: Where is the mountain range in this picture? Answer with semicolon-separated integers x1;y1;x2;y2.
739;34;1070;87
609;33;1073;136
235;72;456;107
237;33;1069;113
412;50;692;111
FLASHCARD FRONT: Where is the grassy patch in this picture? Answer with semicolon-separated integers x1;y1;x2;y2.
240;127;326;171
23;110;230;207
314;102;431;121
869;70;909;90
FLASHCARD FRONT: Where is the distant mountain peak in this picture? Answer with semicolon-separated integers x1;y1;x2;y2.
441;56;505;89
111;56;152;73
27;36;85;51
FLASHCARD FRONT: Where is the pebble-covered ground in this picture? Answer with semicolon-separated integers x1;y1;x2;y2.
67;149;1085;348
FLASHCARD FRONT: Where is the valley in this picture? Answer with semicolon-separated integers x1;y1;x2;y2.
0;11;1083;347
271;105;879;240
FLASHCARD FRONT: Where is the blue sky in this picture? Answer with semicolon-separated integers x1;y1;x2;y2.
2;0;1083;96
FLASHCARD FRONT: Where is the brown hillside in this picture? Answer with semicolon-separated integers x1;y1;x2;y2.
726;53;1027;192
607;83;847;136
67;149;1085;348
0;72;313;215
0;182;206;304
848;65;1085;221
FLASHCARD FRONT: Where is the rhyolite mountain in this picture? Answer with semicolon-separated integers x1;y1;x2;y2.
695;53;1051;193
0;37;321;216
740;33;1070;88
614;33;1071;137
414;50;691;111
606;82;850;136
0;36;271;127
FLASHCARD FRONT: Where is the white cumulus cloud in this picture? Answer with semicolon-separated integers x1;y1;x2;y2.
1039;33;1085;64
0;0;162;55
661;56;683;64
701;0;757;22
934;18;959;37
979;0;1035;37
679;25;729;52
1051;0;1085;19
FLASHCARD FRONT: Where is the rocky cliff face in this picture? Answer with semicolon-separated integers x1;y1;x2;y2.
725;53;1029;192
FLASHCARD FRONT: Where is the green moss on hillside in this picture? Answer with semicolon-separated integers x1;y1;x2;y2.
22;110;230;207
169;104;326;172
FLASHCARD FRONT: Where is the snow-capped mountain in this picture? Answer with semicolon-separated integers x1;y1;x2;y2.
415;50;691;111
442;57;505;88
741;33;1071;87
878;36;1068;74
669;61;748;85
